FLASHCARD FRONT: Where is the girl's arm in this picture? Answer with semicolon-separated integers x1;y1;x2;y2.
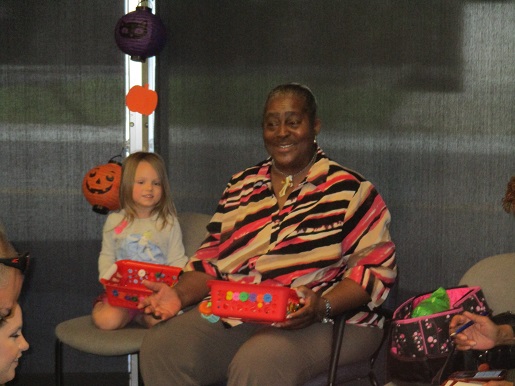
97;214;119;280
165;218;188;268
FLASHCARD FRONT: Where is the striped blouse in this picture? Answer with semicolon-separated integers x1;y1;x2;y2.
185;147;397;327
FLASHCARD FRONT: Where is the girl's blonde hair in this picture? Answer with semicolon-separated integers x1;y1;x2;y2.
119;152;177;229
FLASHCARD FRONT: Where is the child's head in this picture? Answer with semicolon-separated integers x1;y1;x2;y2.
119;152;177;226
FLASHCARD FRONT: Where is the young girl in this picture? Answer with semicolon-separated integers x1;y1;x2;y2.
92;152;187;330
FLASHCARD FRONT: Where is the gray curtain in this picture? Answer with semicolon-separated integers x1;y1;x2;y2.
0;0;127;375
157;1;514;303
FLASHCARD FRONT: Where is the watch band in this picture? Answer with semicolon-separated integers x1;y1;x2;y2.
321;297;334;324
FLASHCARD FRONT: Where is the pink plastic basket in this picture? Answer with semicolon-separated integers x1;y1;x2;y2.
208;280;300;323
100;260;182;309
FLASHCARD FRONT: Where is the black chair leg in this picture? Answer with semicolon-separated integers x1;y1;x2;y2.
368;370;379;386
327;314;347;386
55;338;63;386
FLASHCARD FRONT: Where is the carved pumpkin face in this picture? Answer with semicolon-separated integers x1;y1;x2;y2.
82;161;122;214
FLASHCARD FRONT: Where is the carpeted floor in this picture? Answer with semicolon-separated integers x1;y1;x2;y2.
6;373;374;386
6;373;131;386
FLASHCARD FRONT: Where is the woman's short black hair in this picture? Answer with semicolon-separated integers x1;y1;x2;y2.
263;83;318;128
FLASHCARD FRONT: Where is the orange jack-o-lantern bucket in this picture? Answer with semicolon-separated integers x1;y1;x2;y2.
82;158;122;214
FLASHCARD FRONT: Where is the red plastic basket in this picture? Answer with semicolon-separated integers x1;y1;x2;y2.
100;260;182;309
207;280;300;323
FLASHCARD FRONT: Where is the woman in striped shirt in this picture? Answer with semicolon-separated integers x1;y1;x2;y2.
139;83;397;386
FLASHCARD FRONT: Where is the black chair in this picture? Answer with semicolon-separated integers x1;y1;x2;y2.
305;276;398;386
328;309;394;386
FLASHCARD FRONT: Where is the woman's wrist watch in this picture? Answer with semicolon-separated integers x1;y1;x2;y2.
321;297;334;324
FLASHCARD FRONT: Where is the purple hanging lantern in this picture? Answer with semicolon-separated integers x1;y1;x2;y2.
114;6;167;63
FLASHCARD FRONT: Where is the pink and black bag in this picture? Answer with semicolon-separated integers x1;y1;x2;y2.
387;286;490;384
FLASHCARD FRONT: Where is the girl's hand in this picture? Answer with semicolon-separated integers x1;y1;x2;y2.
272;286;324;330
110;272;123;284
138;280;182;321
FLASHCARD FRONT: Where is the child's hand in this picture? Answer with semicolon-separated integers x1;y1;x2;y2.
138;280;182;321
110;272;123;284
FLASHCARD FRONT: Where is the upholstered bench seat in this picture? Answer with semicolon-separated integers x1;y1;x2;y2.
55;316;146;356
54;212;212;386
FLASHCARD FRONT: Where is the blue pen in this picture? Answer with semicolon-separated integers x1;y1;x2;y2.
450;310;489;338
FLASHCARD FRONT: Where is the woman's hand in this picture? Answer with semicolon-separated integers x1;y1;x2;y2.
450;311;498;350
272;286;324;330
137;271;213;321
137;280;182;321
273;278;370;330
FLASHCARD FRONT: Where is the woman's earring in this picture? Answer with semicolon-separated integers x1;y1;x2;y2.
314;136;317;144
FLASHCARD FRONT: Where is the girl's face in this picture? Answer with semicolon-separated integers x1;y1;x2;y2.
263;93;320;175
132;160;163;218
0;303;29;384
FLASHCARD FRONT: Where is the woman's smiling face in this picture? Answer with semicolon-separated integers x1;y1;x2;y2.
0;303;29;384
262;93;320;175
